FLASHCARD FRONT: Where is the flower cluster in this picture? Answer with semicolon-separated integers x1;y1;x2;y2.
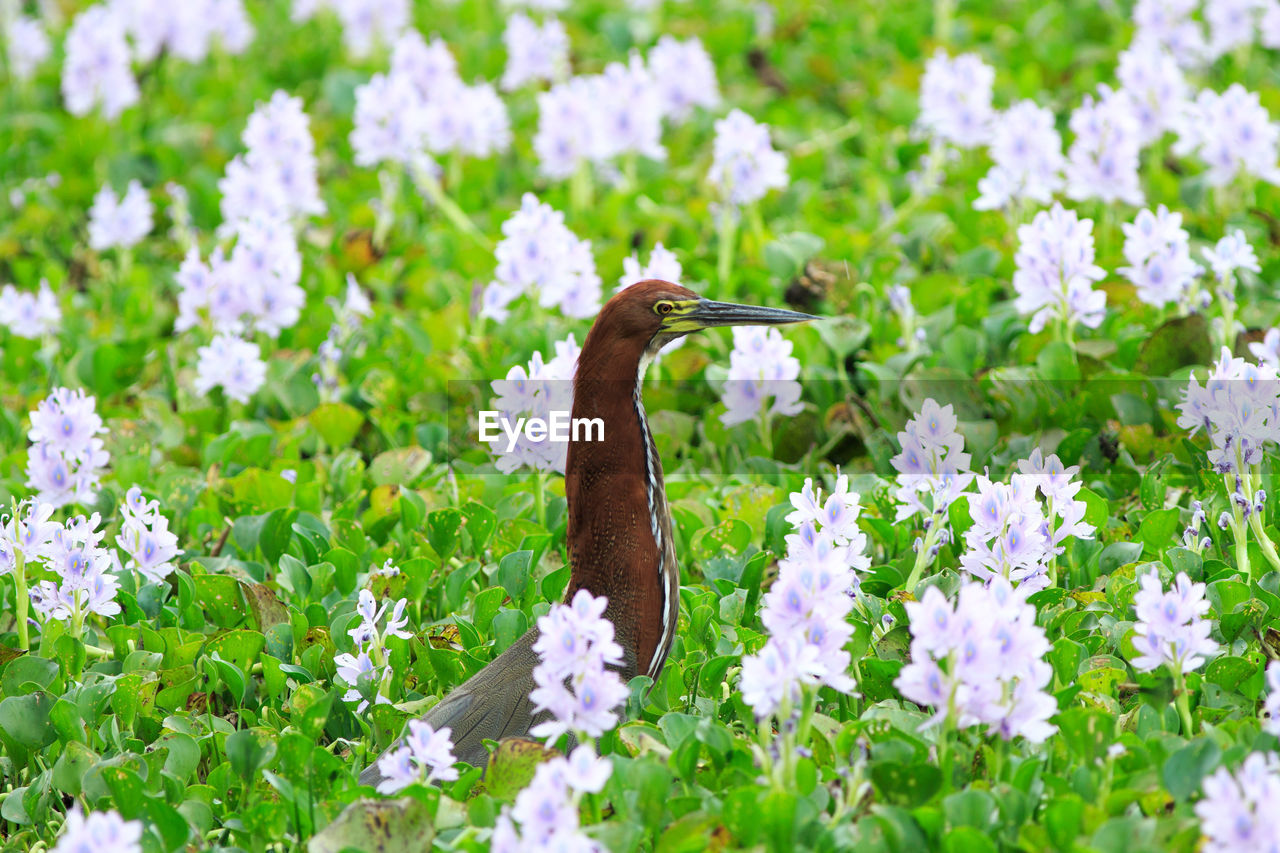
220;90;326;229
26;388;109;509
890;399;975;525
0;280;60;339
535;55;667;180
5;13;51;81
918;50;995;148
647;36;721;123
50;807;142;853
1129;569;1217;674
1132;0;1207;66
1012;203;1106;337
482;194;601;320
310;0;410;58
492;745;611;852
896;578;1058;743
336;585;413;714
16;508;123;630
529;589;629;742
486;333;580;473
88;181;153;252
352;32;510;169
113;0;254;63
61;6;139;120
1174;84;1280;187
1177;346;1277;476
619;243;682;291
1203;228;1261;283
373;720;459;794
502;13;568;90
1115;40;1189;145
115;486;181;584
1065;85;1143;206
720;326;804;427
740;475;866;719
707;109;788;206
193;333;268;403
1195;753;1280;851
1118;205;1202;308
974;101;1064;210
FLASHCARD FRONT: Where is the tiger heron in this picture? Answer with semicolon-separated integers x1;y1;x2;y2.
361;280;814;783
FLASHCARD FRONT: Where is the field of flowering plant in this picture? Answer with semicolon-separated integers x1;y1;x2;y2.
3;0;1280;851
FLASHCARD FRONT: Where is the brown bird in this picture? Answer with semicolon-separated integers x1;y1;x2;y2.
361;280;814;783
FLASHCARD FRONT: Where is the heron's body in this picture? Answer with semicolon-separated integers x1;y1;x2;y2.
361;282;810;783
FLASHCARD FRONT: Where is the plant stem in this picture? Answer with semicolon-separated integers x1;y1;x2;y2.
12;549;29;651
1173;666;1194;735
413;163;492;251
904;525;940;591
532;469;547;530
571;161;594;217
717;206;738;296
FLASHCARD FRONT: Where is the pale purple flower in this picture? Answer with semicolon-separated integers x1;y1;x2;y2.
740;635;825;719
1132;0;1208;65
534;77;600;179
1118;205;1202;307
1205;0;1268;59
335;650;388;713
238;91;325;220
1012;203;1107;335
1264;1;1280;47
1116;39;1190;145
1065;86;1144;206
51;806;142;853
618;243;682;291
0;280;61;338
720;326;803;426
0;500;59;570
61;6;139;120
974;101;1064;210
193;333;267;403
486;333;579;473
391;31;459;97
423;80;511;159
1129;569;1218;674
112;0;253;63
482;194;601;321
28;512;121;623
890;398;975;523
375;720;459;793
1174;84;1280;187
897;577;1057;742
88;181;153;251
647;35;720;123
336;0;409;58
1177;347;1279;475
708;109;788;206
918;50;995;148
1203;229;1261;281
563;744;611;794
351;71;430;168
1250;328;1280;368
493;752;605;853
529;590;629;741
26;388;109;509
5;15;51;81
1195;753;1280;852
116;487;181;583
501;13;568;90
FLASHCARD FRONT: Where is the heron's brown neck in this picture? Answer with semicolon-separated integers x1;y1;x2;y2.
564;329;672;681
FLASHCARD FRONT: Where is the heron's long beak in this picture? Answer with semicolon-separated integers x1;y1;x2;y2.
666;299;816;332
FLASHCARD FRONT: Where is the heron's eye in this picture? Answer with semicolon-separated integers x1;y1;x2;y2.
655;301;675;316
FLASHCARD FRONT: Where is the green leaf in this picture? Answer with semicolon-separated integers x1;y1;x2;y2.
311;401;365;448
261;507;300;565
227;728;278;783
426;507;463;560
496;550;533;604
1162;738;1220;801
0;692;56;750
871;761;942;807
308;796;436;853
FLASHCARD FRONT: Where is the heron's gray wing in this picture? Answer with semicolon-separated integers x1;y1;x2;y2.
359;626;544;786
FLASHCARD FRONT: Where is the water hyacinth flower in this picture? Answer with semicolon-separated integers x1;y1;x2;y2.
647;35;721;123
391;30;459;97
337;585;414;713
1129;569;1217;675
88;181;153;252
741;475;867;720
501;13;568;90
619;243;682;291
422;80;512;159
1203;229;1261;282
1195;753;1280;852
529;590;629;742
374;720;459;794
1132;0;1208;66
1118;205;1202;308
351;71;431;168
1116;39;1190;145
974;101;1064;211
113;0;254;63
26;388;110;510
1065;86;1144;206
707;109;788;206
1012;203;1107;340
0;280;60;339
1204;0;1269;59
116;486;181;584
193;333;268;404
221;91;326;230
1265;2;1280;47
719;326;803;427
492;745;609;852
61;5;139;120
891;398;975;526
917;50;995;148
335;0;409;58
1174;85;1280;187
481;194;602;321
5;14;51;81
487;333;580;472
51;806;142;853
27;511;123;631
895;578;1058;743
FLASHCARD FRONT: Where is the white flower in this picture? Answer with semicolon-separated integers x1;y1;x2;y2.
974;101;1064;210
708;109;788;206
88;181;153;251
194;334;267;403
